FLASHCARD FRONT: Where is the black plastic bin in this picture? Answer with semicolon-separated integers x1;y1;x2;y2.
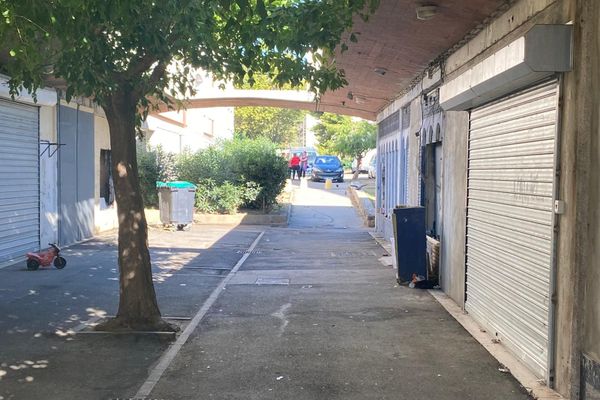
392;206;426;283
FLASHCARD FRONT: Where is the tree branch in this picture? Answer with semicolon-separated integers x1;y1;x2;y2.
127;53;158;78
132;60;167;101
146;61;167;91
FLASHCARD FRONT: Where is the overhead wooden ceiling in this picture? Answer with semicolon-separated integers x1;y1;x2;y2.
317;0;509;120
4;0;509;121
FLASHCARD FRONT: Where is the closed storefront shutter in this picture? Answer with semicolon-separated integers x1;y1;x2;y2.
0;100;40;264
58;105;95;246
465;80;558;379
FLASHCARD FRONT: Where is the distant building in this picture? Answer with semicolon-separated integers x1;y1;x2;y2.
302;113;319;148
143;71;234;153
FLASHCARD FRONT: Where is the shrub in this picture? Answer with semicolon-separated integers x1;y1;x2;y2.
223;137;288;211
136;143;177;207
177;145;234;184
175;137;287;213
195;179;261;214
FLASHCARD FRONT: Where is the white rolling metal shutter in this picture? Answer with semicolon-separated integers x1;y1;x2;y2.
0;100;40;264
465;80;558;379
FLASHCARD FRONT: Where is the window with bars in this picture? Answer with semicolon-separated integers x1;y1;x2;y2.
401;105;410;130
378;111;399;139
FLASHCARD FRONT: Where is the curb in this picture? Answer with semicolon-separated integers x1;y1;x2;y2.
145;207;289;227
287;189;294;226
347;186;375;227
368;231;393;254
429;290;565;400
193;212;287;226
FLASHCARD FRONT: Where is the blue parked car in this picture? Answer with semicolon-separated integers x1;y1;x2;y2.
311;155;344;183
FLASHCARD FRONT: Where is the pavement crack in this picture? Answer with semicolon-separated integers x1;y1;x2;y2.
271;303;292;337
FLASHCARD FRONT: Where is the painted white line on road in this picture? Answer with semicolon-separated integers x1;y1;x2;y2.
134;231;265;399
76;330;176;336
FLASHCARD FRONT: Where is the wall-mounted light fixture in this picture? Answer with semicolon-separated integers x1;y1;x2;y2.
374;67;387;76
347;91;368;104
416;4;438;20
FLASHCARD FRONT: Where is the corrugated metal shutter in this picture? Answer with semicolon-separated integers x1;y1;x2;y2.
0;100;40;264
465;80;558;379
58;106;95;245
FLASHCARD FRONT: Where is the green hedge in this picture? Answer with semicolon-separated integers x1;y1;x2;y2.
222;137;288;211
135;137;288;214
195;179;261;214
136;143;177;208
176;146;235;185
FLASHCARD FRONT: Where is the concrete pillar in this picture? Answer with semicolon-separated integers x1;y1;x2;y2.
575;1;600;398
439;111;469;307
554;0;600;398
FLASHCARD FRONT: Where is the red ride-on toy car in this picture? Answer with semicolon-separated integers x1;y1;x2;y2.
26;243;66;271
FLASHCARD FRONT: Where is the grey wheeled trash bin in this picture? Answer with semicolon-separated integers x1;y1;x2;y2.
156;181;197;230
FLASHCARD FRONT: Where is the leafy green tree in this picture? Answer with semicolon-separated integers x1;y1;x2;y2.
313;112;351;155
314;113;376;178
234;73;306;145
0;0;378;331
136;144;178;207
334;120;376;178
235;107;304;146
223;137;288;211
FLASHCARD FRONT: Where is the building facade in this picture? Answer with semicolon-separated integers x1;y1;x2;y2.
0;73;233;269
145;106;234;154
0;78;120;267
144;71;234;154
374;1;600;398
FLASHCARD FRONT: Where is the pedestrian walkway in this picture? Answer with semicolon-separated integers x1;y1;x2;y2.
0;183;530;399
288;179;363;229
145;185;529;400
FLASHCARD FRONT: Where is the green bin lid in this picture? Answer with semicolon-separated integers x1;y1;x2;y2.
156;181;197;189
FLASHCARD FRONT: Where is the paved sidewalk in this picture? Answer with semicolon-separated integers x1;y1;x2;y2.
0;226;261;400
148;227;528;399
0;183;530;399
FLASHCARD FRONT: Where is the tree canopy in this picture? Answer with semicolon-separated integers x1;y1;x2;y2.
314;112;376;161
0;0;379;331
313;112;349;155
0;0;378;112
235;106;305;145
234;73;306;146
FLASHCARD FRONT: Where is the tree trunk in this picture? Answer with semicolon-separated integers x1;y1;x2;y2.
352;155;362;180
95;89;173;332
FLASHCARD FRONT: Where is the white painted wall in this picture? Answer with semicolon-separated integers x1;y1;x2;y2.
94;109;118;233
39;105;59;246
146;106;234;153
146;109;234;154
146;70;235;153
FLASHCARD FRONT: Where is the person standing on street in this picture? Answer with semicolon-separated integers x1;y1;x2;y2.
299;151;309;178
290;153;301;180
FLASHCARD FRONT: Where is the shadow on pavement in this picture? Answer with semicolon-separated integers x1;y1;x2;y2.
0;225;261;400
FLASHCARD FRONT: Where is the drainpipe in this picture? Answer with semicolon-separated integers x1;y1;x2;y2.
547;74;564;389
56;91;61;245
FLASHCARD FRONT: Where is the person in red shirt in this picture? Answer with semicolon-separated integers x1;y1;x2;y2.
289;153;301;180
